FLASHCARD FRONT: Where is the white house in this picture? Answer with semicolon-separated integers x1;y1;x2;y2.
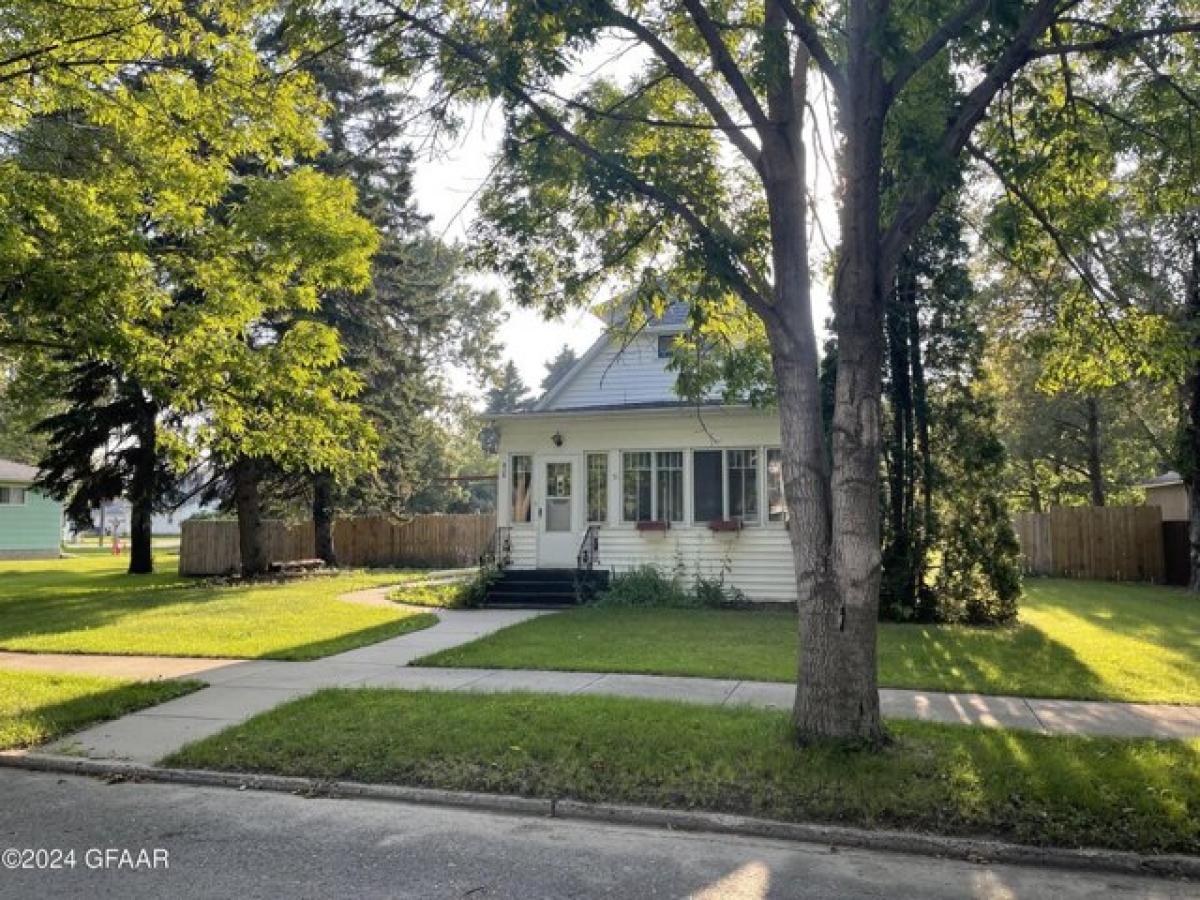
490;305;797;603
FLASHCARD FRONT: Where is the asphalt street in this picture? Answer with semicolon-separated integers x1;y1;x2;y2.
0;768;1189;899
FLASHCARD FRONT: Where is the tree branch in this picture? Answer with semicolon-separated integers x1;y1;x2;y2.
887;0;988;102
386;7;777;321
772;0;848;100
678;0;770;131
599;3;763;169
880;0;1061;277
1028;21;1200;57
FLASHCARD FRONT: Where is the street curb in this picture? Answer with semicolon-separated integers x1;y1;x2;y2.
1;751;1195;880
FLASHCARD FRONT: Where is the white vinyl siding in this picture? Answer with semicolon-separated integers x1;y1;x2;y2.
496;407;795;602
552;334;680;409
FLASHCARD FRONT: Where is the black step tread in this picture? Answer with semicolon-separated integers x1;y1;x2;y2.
483;601;580;609
486;591;578;602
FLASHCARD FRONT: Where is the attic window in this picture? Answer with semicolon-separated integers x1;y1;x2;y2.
656;334;678;358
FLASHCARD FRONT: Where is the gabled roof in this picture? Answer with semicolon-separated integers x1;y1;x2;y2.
534;301;691;412
593;298;691;330
1137;471;1183;488
533;333;610;412
495;399;743;419
0;458;38;484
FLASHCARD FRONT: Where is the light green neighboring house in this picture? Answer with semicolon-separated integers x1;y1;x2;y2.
0;457;62;559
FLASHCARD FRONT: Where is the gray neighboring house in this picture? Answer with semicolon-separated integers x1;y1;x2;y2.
0;458;63;559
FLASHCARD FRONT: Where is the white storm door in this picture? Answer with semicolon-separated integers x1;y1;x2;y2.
537;456;579;567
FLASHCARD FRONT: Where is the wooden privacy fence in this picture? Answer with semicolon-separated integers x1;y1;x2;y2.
1012;505;1164;583
179;514;495;576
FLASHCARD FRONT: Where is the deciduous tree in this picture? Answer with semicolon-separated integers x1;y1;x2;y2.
362;0;1200;742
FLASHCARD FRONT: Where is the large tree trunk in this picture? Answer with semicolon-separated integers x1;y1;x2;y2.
313;472;338;568
127;402;157;575
787;15;887;743
754;29;874;744
1085;396;1105;506
1027;460;1043;513
233;457;268;577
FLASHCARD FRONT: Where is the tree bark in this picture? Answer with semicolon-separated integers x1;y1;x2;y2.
313;472;338;568
1027;459;1043;513
751;25;877;744
126;400;157;575
786;7;887;744
233;457;268;577
1085;396;1105;506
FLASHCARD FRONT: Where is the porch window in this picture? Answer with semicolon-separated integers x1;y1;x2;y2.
622;452;653;522
692;449;761;524
692;450;723;522
656;451;684;523
728;449;759;523
0;486;25;505
510;455;532;523
586;453;608;524
767;448;787;521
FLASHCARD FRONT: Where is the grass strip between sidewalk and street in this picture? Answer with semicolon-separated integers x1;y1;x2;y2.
0;670;201;750
164;688;1200;854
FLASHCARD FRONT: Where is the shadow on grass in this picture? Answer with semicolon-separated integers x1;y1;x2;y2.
876;620;1110;699
1024;578;1200;647
260;613;439;661
0;675;201;750
0;582;243;647
165;689;1200;854
0;560;435;659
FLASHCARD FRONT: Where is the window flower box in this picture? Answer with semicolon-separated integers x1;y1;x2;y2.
635;520;670;533
707;518;743;533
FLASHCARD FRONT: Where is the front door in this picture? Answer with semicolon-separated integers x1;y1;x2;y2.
537;456;578;567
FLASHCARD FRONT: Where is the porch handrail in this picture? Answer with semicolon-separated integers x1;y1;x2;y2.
484;525;512;569
577;525;600;571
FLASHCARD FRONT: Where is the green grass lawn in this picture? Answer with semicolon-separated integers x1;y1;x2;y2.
388;582;465;608
0;669;200;749
165;689;1200;853
0;554;436;660
418;579;1200;703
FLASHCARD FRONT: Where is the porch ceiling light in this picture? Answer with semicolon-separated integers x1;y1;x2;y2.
551;431;564;447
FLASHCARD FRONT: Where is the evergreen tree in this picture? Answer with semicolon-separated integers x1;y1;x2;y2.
268;4;504;562
32;360;178;574
540;344;578;393
486;362;532;413
878;207;1021;624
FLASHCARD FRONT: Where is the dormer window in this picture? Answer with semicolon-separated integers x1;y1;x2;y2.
656;334;678;358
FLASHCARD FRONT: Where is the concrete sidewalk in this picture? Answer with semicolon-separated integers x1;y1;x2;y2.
1;599;1195;763
35;605;546;763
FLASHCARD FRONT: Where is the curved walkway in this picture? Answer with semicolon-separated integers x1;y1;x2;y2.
0;589;1195;763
